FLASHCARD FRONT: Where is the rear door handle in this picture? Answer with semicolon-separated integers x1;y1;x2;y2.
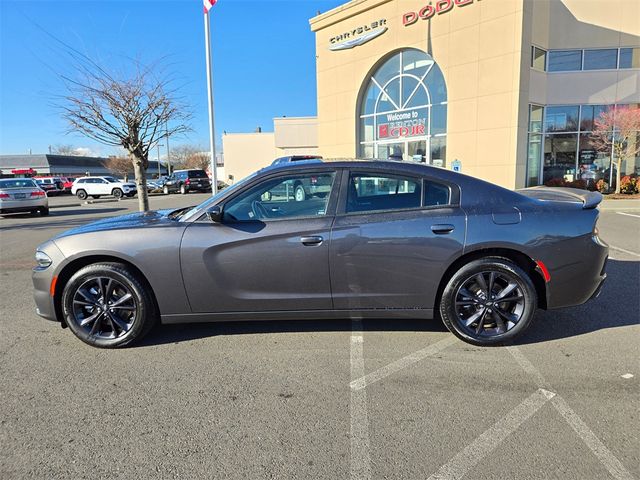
431;224;455;234
300;236;323;246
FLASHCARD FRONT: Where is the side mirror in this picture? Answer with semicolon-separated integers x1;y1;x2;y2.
206;205;223;223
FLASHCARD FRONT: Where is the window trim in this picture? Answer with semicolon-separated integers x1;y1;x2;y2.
208;168;342;224
337;168;456;216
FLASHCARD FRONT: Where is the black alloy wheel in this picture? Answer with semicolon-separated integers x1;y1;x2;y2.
76;190;87;200
62;263;156;348
439;257;537;346
112;188;123;199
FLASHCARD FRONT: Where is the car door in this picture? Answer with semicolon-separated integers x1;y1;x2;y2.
330;169;466;312
180;169;341;313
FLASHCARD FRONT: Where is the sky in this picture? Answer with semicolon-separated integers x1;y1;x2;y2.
0;0;344;157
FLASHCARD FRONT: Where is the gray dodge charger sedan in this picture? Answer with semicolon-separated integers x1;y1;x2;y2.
33;159;608;348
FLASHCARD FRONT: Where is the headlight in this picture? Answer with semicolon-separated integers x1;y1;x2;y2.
35;251;52;269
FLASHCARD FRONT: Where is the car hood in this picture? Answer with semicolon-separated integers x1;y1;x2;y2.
55;209;178;239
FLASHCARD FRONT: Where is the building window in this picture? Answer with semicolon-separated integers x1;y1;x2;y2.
547;50;583;72
526;104;640;190
357;49;447;166
619;48;640;69
531;46;546;71
583;49;618;70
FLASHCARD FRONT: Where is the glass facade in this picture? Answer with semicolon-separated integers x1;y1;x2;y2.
526;104;640;189
358;49;447;166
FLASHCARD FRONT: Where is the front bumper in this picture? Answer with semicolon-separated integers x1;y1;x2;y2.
32;240;66;322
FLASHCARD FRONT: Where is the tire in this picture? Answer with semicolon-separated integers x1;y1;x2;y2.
439;257;537;346
294;184;306;202
180;184;187;195
61;262;157;348
112;188;123;199
163;186;169;195
39;207;49;216
76;190;87;200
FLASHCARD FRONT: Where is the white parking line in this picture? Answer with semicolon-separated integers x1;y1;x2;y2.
616;212;640;219
426;388;556;480
350;320;371;480
507;347;635;480
350;336;457;391
551;394;636;480
609;245;640;258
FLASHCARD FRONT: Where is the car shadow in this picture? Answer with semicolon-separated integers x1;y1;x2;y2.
0;208;127;231
512;258;639;345
140;259;638;347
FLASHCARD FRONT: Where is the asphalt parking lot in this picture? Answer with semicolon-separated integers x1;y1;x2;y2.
1;193;638;479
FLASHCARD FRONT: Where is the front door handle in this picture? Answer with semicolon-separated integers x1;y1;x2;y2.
300;236;323;246
431;224;455;234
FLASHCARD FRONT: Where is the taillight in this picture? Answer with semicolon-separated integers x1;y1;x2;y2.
0;193;9;198
31;191;46;197
311;176;317;184
185;179;191;185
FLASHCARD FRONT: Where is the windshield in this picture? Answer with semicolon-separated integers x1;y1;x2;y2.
188;170;208;178
178;172;259;221
0;179;37;189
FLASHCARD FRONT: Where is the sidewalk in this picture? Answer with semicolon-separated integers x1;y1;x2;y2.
600;197;640;211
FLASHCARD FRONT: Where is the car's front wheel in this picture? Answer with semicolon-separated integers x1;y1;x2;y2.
294;184;306;202
180;184;187;195
61;263;157;348
163;186;169;195
112;188;123;199
439;257;537;346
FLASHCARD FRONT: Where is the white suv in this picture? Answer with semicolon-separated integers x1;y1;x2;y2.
72;176;137;200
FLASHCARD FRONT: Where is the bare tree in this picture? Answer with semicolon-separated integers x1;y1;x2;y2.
103;156;132;181
590;105;640;194
170;145;211;171
51;144;80;155
59;59;190;211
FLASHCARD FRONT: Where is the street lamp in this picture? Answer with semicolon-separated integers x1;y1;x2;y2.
156;144;164;178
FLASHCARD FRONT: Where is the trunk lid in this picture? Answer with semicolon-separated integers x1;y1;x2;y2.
516;186;602;209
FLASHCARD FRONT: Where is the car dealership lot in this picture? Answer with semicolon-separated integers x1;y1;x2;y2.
1;195;638;479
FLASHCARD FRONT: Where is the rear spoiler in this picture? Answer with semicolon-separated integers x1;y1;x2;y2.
516;186;603;209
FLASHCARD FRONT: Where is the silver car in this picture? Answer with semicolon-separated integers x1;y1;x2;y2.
0;178;49;216
32;160;608;348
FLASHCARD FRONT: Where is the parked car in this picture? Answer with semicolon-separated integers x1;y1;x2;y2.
34;177;65;196
61;177;76;193
33;159;608;348
0;178;49;216
71;176;137;200
162;169;211;194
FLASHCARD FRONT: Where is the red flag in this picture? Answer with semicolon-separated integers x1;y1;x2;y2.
203;0;216;13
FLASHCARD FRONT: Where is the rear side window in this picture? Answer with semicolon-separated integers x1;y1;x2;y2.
347;173;422;213
423;180;450;206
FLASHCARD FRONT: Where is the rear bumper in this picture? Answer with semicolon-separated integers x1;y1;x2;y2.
0;198;48;213
545;234;609;309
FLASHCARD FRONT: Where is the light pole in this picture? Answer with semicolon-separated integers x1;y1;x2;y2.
156;144;164;178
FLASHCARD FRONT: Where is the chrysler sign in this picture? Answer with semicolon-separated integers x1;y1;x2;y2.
403;0;480;26
329;19;387;51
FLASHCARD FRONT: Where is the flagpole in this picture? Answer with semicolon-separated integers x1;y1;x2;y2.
204;9;218;195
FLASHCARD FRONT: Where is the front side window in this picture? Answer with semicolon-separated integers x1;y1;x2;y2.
223;172;335;222
104;177;118;183
347;173;421;213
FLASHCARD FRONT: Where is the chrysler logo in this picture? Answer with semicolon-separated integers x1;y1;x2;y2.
329;19;387;51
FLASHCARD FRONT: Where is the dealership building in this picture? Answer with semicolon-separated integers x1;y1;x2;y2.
224;0;639;190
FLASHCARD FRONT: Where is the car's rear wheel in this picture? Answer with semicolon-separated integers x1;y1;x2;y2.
112;188;123;199
294;184;306;202
163;186;169;195
61;263;157;348
76;190;87;200
439;257;537;346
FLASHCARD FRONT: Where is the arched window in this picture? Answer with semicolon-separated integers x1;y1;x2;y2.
358;49;447;166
